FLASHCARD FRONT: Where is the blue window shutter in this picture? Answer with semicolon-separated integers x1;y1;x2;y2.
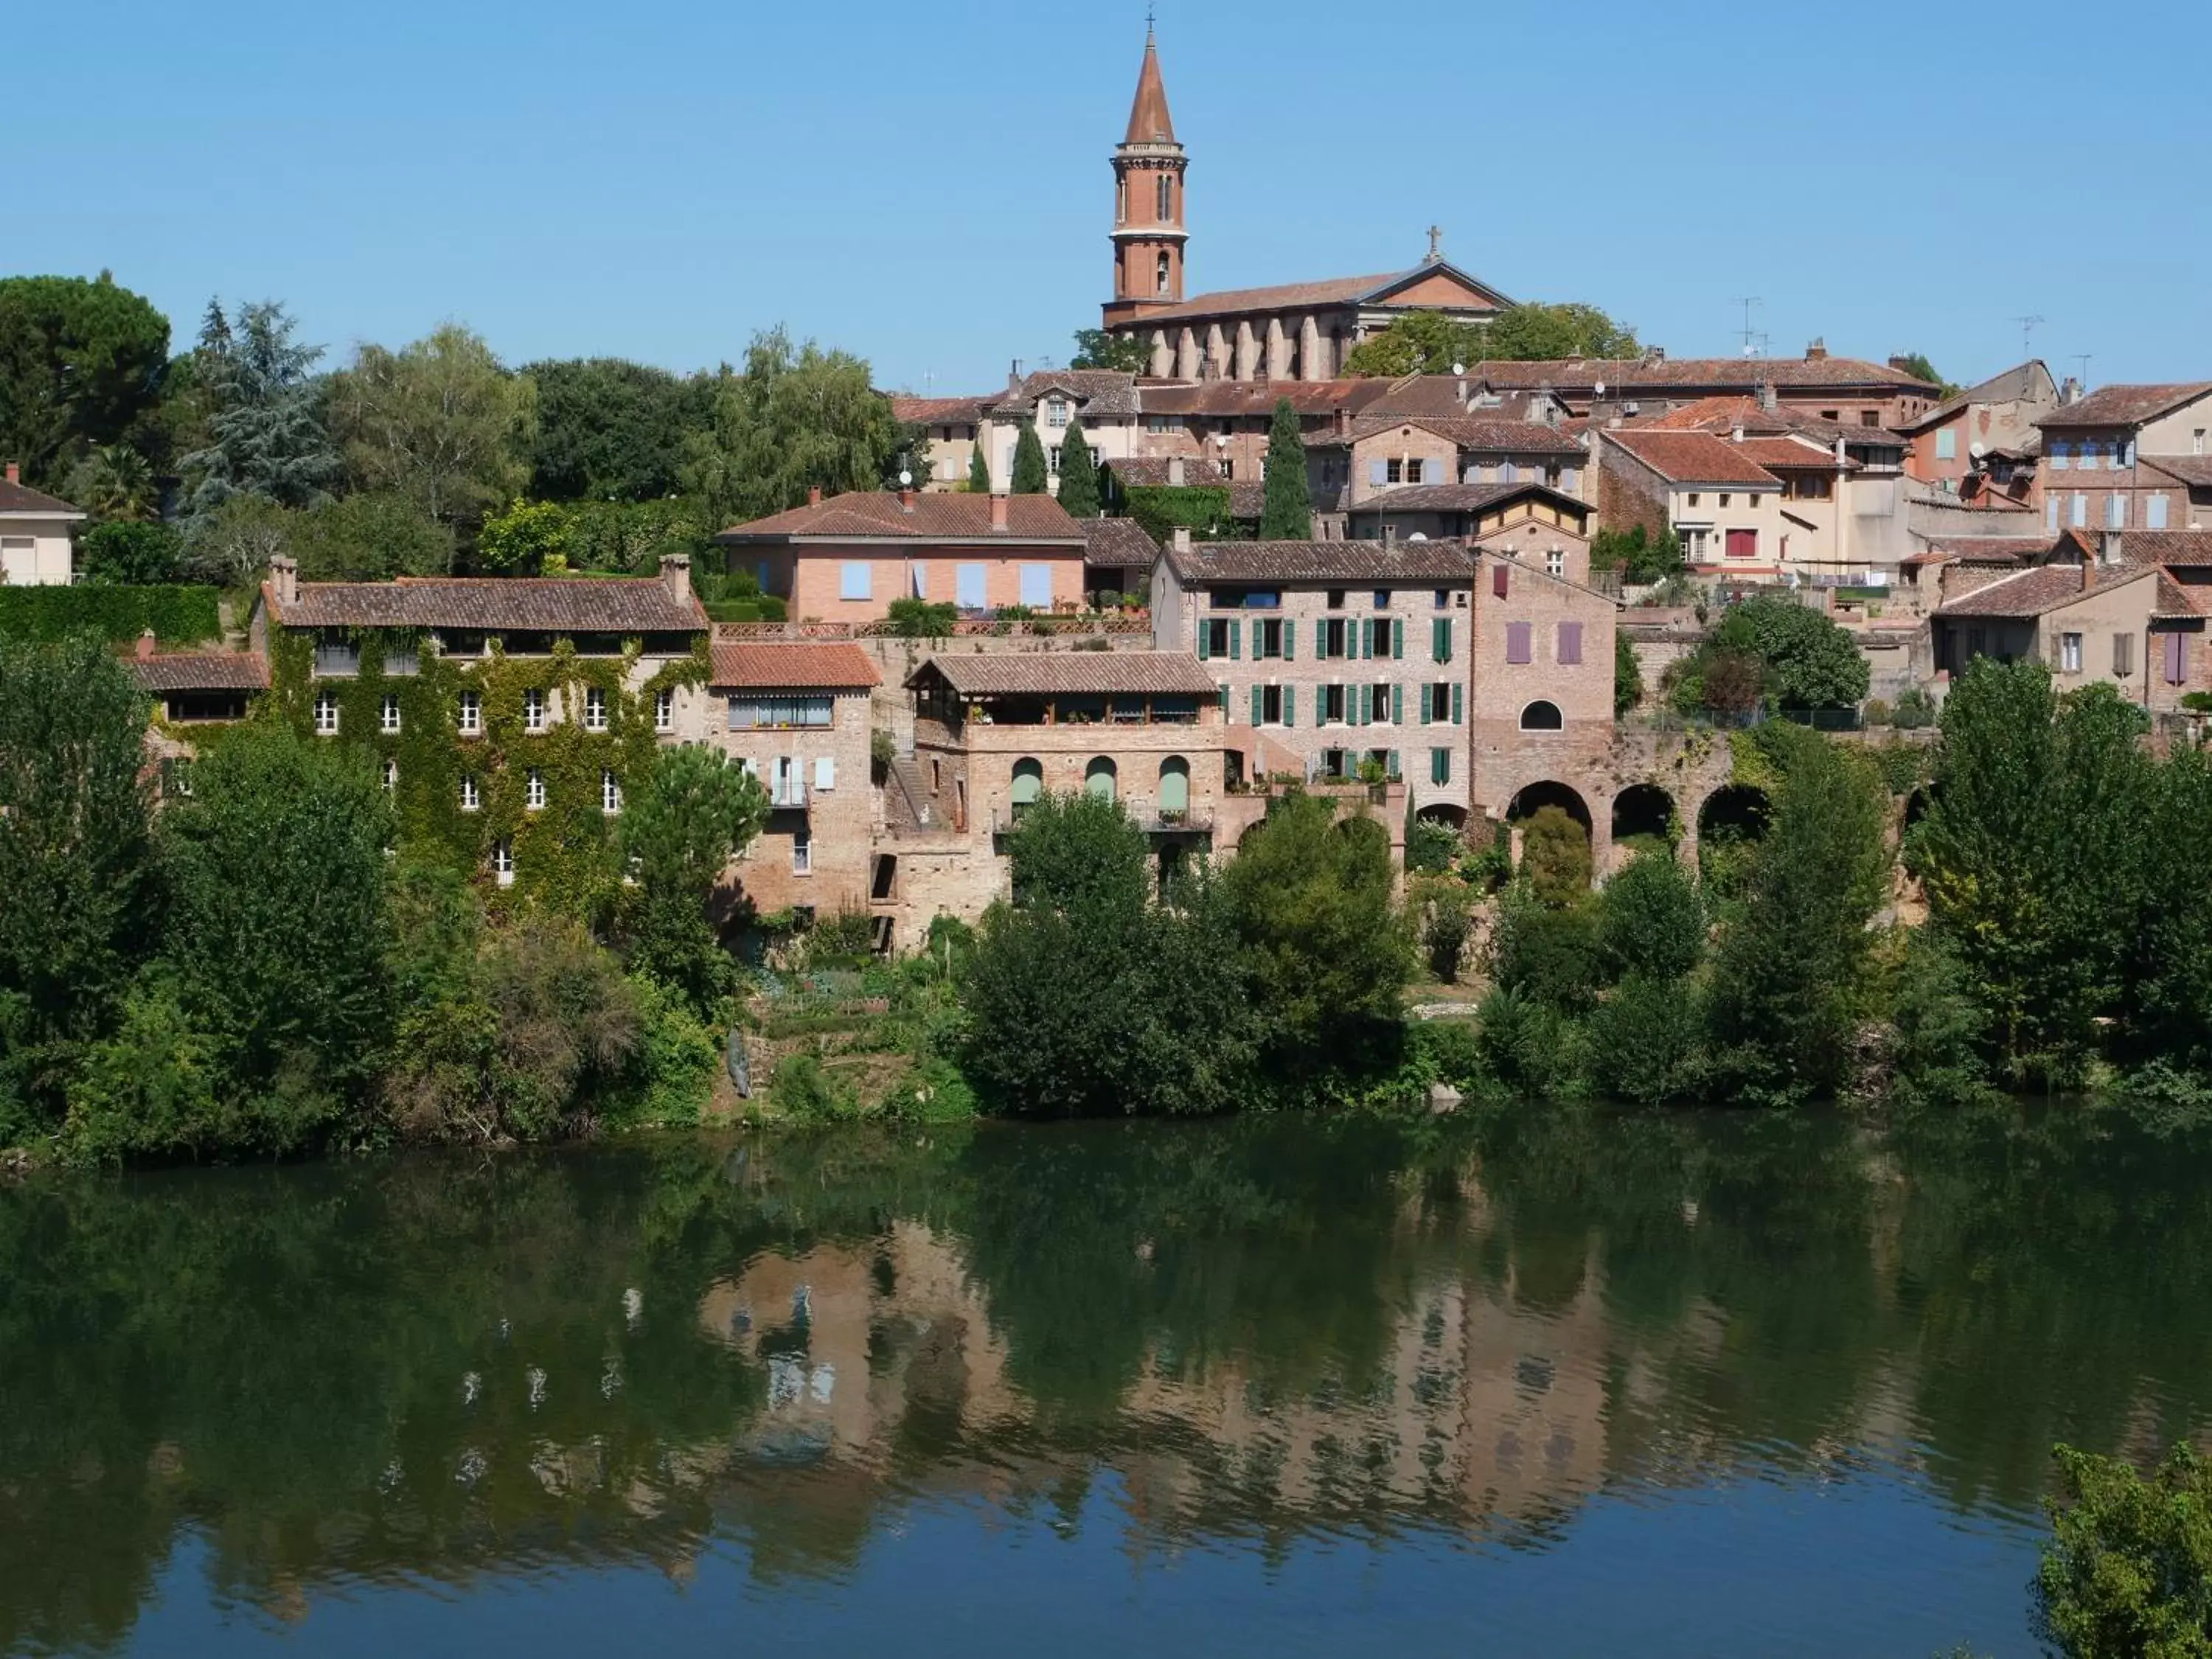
1284;686;1296;727
2046;498;2059;531
1230;619;1242;659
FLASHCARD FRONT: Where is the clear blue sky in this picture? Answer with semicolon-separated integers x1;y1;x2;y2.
17;0;2208;395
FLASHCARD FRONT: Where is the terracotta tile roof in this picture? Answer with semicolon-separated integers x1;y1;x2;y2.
1138;260;1511;327
708;641;880;690
1079;517;1162;568
265;576;705;633
1135;378;1382;418
2155;574;2204;618
0;476;83;516
2036;383;2212;430
1790;414;1911;448
2119;530;2212;566
992;370;1141;420
1164;538;1475;585
1641;396;1799;434
2143;456;2212;488
1896;360;2054;432
1228;480;1266;518
1734;436;1853;470
1933;563;2154;618
1123;29;1176;145
1346;481;1545;515
1928;537;2053;564
1602;430;1781;486
1311;414;1584;455
890;394;990;426
719;490;1085;543
910;650;1219;698
1102;456;1228;487
129;651;269;693
1475;355;1938;393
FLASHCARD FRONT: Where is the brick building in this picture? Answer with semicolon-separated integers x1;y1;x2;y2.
1150;534;1474;819
1470;345;1942;430
704;641;880;925
718;489;1088;623
1896;360;2055;507
2034;382;2212;536
1345;485;1593;583
129;639;269;802
1597;428;1784;577
1304;414;1588;530
888;395;990;490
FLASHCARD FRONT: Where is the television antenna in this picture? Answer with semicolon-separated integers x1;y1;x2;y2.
2012;314;2045;358
2071;352;2093;389
1734;296;1763;355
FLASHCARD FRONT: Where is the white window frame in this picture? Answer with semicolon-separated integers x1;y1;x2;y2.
601;769;622;815
526;768;546;810
458;690;481;735
381;758;397;793
583;688;608;733
524;688;546;732
654;689;673;733
492;839;515;886
460;774;480;812
379;693;401;734
2061;632;2084;674
793;828;813;875
313;692;339;737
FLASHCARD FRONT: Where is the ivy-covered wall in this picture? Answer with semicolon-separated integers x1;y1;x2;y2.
265;628;709;917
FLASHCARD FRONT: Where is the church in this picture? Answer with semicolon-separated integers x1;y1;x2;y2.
1102;27;1514;383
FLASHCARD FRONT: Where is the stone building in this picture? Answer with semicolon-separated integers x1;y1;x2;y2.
130;636;269;802
1346;485;1594;583
1150;533;1475;821
1929;554;2167;700
1096;27;1512;382
877;652;1231;940
0;463;83;585
718;489;1089;623
704;641;880;925
1470;346;1942;430
1596;428;1785;578
1896;360;2056;507
888;395;990;490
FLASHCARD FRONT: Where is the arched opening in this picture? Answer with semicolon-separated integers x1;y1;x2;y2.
1697;784;1771;900
1902;785;1933;833
1158;839;1187;896
1415;801;1468;830
1155;251;1171;295
1158;756;1190;817
1010;757;1043;821
1610;783;1676;855
1519;699;1564;731
1506;781;1593;899
1085;756;1118;803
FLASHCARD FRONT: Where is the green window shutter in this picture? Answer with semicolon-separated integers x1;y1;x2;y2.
1230;619;1242;660
1430;747;1444;785
1356;684;1370;726
1197;622;1210;661
1430;617;1444;663
1452;683;1464;725
1315;619;1327;658
1387;748;1400;780
1363;620;1375;659
1393;619;1404;659
1220;682;1230;714
1251;684;1264;726
1441;618;1454;662
1392;683;1404;724
1283;620;1293;661
1284;685;1296;727
1419;683;1432;723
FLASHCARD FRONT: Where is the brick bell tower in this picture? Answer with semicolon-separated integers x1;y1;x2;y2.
1101;22;1186;334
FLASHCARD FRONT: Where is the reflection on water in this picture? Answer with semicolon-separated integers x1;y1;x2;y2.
4;1104;2212;1655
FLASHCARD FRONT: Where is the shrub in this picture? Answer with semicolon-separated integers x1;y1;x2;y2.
1402;1016;1485;1093
1520;804;1591;904
1893;686;1937;728
1486;886;1602;1014
1587;974;1709;1106
768;1053;863;1121
1406;816;1462;874
1711;594;1871;709
1597;851;1705;982
2036;1442;2212;1658
1474;986;1579;1096
0;585;220;645
1414;877;1474;981
78;521;183;585
887;597;957;639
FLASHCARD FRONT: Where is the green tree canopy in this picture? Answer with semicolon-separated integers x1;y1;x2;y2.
63;442;158;521
1598;850;1704;982
1614;629;1644;715
680;327;906;528
1055;421;1099;517
77;521;183;585
0;274;171;490
521;357;705;502
1010;425;1050;495
967;440;990;493
2036;1441;2212;1658
290;491;456;582
1069;329;1152;372
474;498;571;577
1259;397;1312;540
619;745;768;1012
1711;595;1871;709
180;301;340;519
1342;311;1484;378
0;636;159;1130
329;324;535;527
1341;302;1638;377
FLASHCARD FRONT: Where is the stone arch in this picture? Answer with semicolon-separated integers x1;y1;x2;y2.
1697;783;1770;843
1902;785;1933;833
1610;782;1675;846
1519;698;1564;731
1415;801;1469;830
1085;756;1118;803
1010;757;1043;818
1506;779;1593;835
1157;755;1191;815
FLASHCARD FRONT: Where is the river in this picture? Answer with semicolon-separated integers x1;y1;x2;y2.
2;1103;2207;1657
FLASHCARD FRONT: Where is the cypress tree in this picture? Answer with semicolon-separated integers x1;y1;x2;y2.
1011;425;1050;495
1056;422;1100;517
1259;397;1312;540
967;439;990;493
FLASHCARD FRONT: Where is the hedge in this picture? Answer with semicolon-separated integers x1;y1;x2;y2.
0;585;223;645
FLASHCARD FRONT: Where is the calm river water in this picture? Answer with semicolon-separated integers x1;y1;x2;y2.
3;1105;2207;1657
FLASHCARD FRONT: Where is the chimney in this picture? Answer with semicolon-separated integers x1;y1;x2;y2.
1382;522;1399;549
1168;455;1186;487
807;484;822;507
990;490;1009;532
2060;376;2083;405
1759;381;1779;413
1888;355;1916;374
1171;526;1192;554
2098;529;2123;569
1731;422;1745;445
3;462;15;485
269;554;299;606
1333;406;1350;439
1806;338;1829;361
1834;434;1847;465
899;486;916;512
659;552;691;603
136;628;156;661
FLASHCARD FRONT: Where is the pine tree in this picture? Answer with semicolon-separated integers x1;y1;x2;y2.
1011;425;1050;495
967;439;990;493
1056;422;1099;517
1259;397;1312;540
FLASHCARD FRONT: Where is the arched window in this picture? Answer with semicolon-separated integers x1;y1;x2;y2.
1520;700;1564;731
1158;756;1190;815
1155;251;1171;294
1155;170;1172;220
1085;757;1118;803
1010;757;1043;819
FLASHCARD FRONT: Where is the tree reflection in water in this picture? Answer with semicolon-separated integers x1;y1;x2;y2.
5;1101;2212;1652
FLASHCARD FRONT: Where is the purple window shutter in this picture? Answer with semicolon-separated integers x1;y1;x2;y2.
2166;630;2186;685
1492;565;1509;599
1558;621;1582;664
1506;622;1532;664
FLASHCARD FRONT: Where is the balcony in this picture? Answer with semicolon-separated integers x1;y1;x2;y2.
765;779;808;810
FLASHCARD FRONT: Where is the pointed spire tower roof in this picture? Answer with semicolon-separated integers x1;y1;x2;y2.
1122;27;1177;146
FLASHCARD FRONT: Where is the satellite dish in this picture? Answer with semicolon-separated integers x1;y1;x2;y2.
899;469;913;487
1407;532;1430;542
1593;380;1607;396
1968;440;1987;460
1450;362;1466;377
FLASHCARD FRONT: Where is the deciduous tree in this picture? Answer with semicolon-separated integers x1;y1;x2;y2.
328;324;535;528
521;357;703;502
619;745;768;1011
1069;329;1152;372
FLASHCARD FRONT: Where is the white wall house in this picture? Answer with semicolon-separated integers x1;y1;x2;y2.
0;465;85;585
